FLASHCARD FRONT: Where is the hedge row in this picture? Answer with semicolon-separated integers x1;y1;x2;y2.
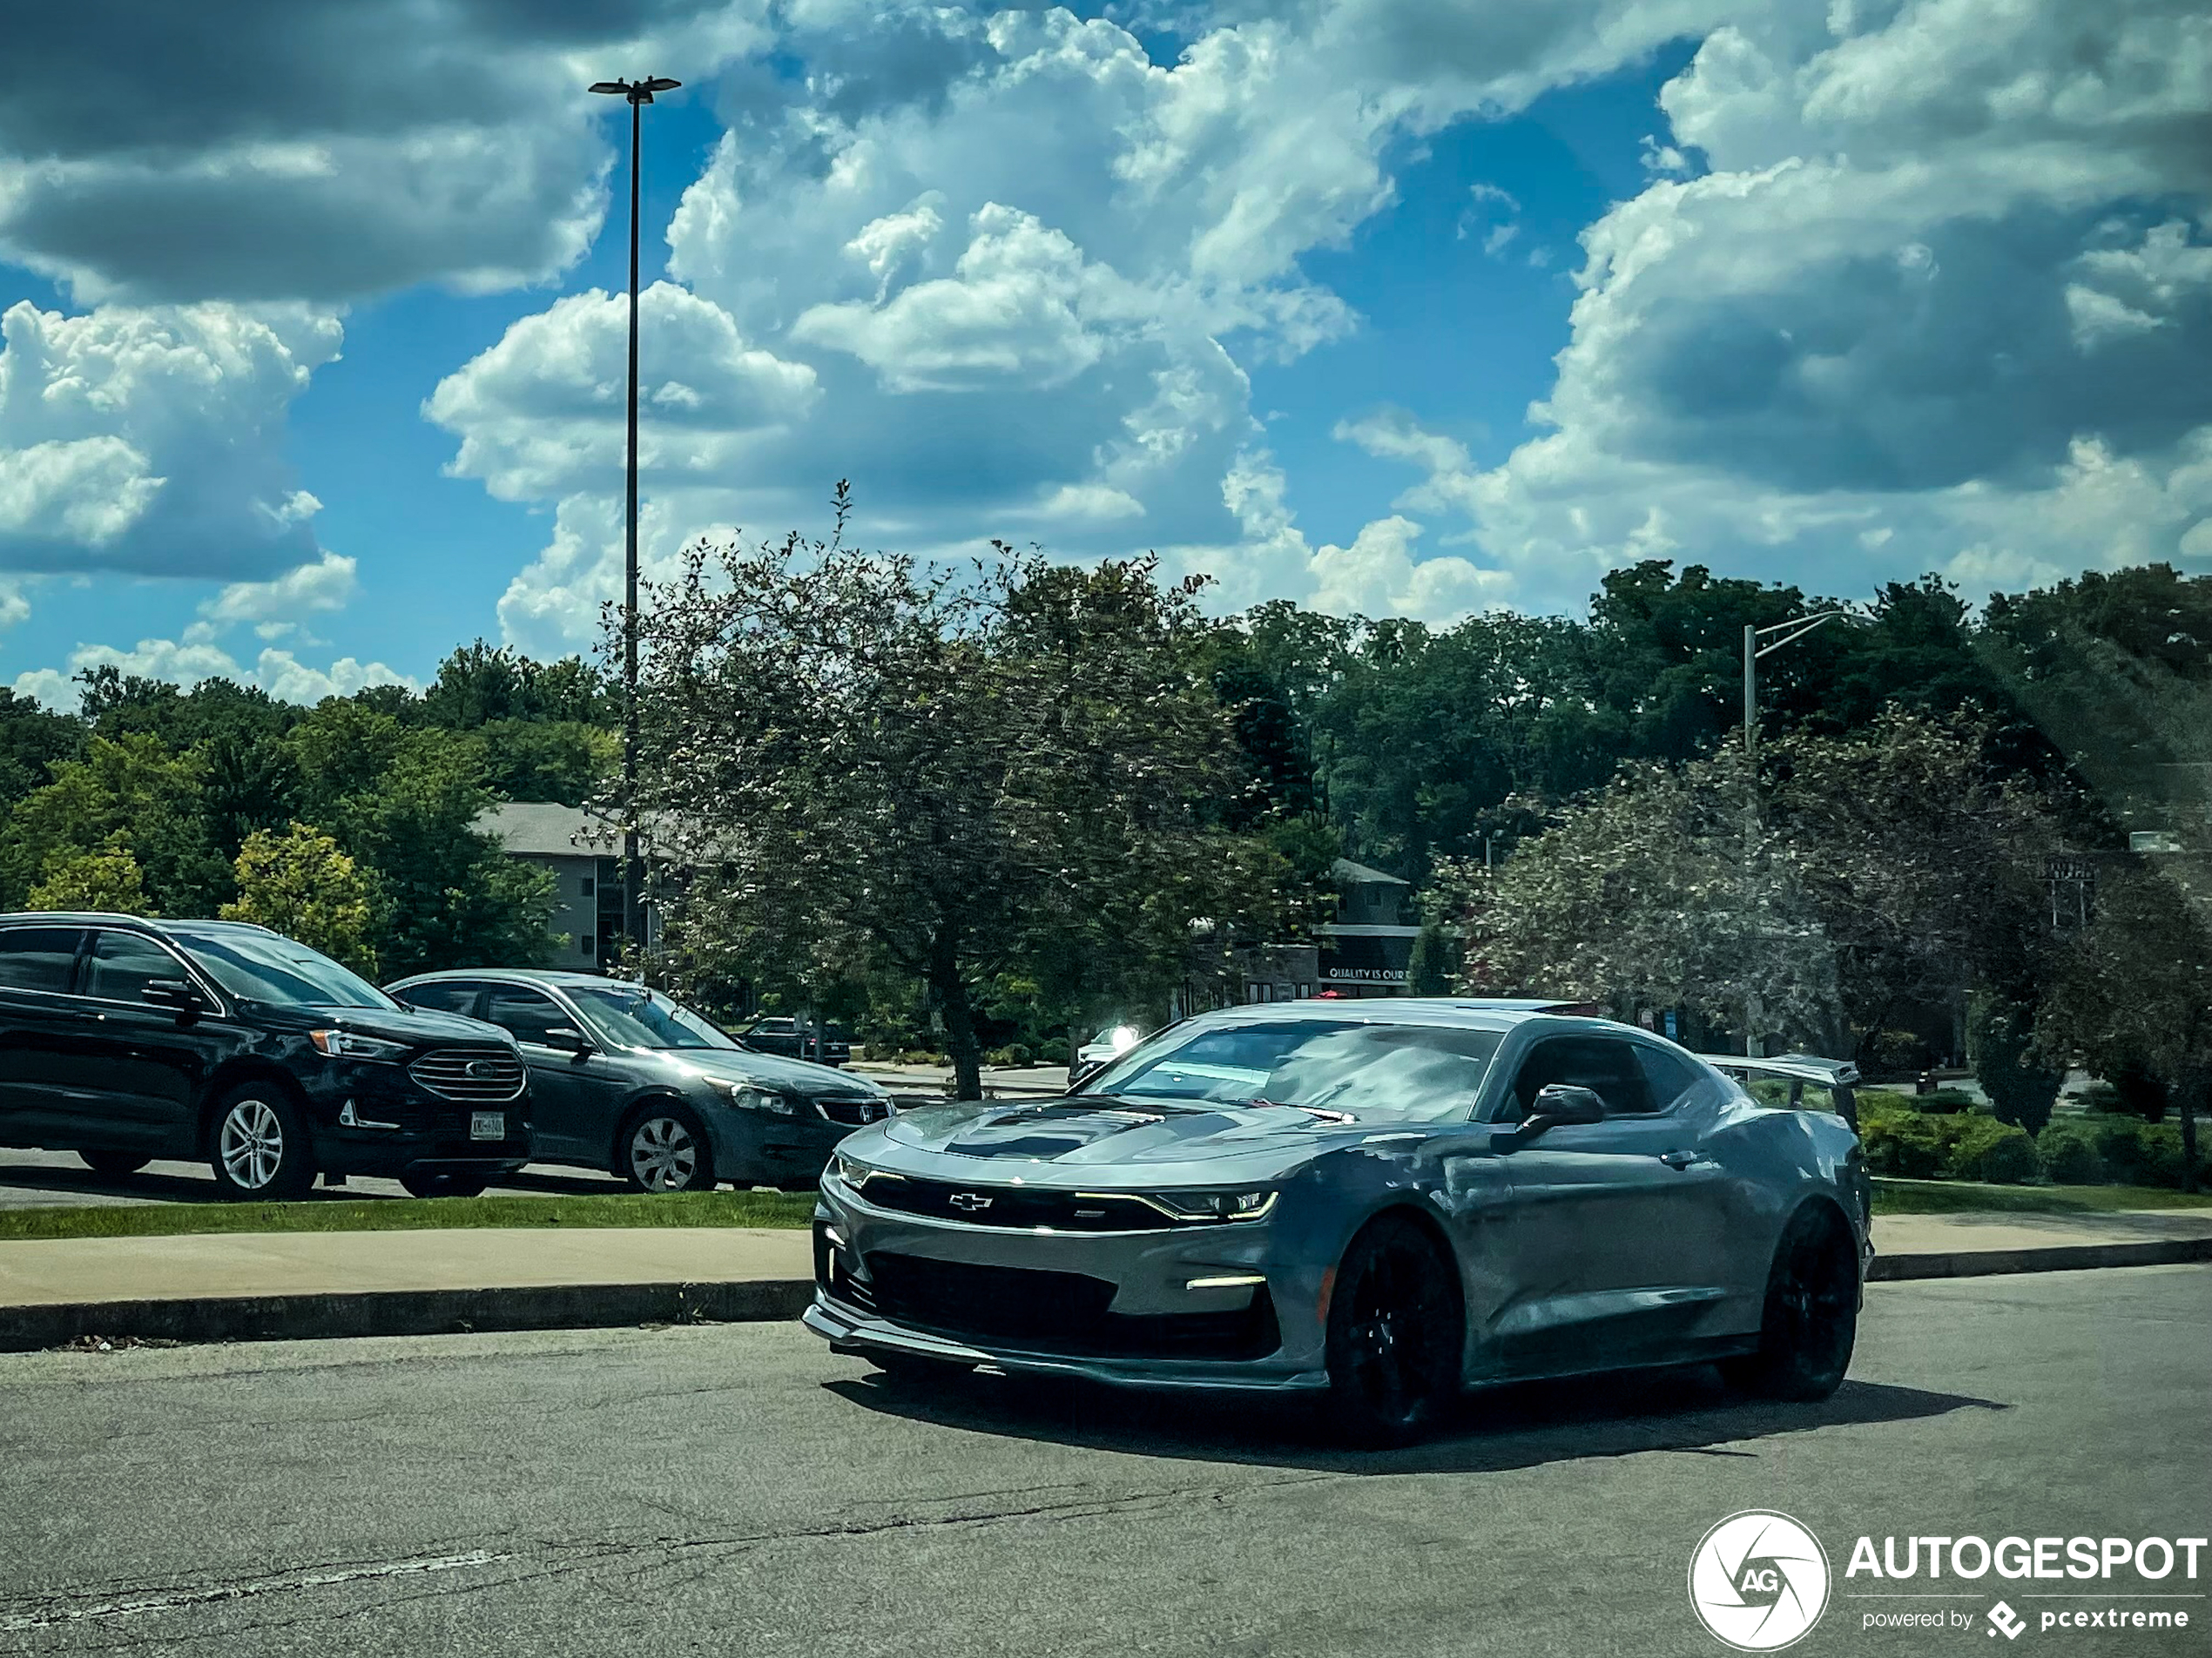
1857;1097;2209;1188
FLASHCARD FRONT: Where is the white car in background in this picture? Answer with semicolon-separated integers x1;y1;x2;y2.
1069;1022;1145;1088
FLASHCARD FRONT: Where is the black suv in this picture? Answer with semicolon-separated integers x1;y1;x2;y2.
0;913;532;1199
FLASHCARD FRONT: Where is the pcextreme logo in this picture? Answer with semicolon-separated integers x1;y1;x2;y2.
1689;1511;1832;1651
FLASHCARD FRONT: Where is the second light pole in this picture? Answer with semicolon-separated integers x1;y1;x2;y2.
588;74;680;960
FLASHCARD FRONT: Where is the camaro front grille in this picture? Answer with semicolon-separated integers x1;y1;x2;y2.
813;1095;892;1127
856;1176;1169;1231
858;1252;1278;1362
407;1049;526;1103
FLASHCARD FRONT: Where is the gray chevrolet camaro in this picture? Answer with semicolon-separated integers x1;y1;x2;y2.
807;999;1872;1443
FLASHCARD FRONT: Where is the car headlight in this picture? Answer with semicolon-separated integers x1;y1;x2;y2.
309;1030;410;1062
832;1152;901;1193
705;1077;796;1115
1140;1189;1278;1223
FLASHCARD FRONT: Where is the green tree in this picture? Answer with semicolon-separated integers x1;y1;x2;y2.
2;734;224;915
219;822;376;972
1406;922;1453;995
25;832;152;915
1968;994;2062;1136
0;686;84;808
2037;866;2208;1190
633;511;1286;1098
284;703;557;977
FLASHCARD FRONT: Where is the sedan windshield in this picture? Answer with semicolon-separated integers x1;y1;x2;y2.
1084;1018;1504;1122
171;929;393;1010
568;986;738;1051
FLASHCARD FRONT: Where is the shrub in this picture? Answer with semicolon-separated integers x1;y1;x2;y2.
1918;1088;1976;1115
2036;1122;2107;1185
1858;1106;1950;1179
1869;1028;1931;1073
1948;1118;2040;1184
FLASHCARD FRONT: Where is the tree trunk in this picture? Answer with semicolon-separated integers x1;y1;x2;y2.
2180;1088;2201;1196
929;932;984;1101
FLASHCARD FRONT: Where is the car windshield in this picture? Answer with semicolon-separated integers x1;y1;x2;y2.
568;986;738;1051
171;929;393;1010
1083;1018;1504;1122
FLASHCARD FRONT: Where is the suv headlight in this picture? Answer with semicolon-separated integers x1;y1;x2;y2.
705;1077;796;1115
309;1030;410;1062
1141;1189;1278;1223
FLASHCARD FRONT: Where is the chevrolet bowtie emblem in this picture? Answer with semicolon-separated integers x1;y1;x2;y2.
948;1193;993;1212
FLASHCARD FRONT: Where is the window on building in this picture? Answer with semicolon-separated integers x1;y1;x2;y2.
578;934;596;957
1297;983;1312;1000
580;876;595;897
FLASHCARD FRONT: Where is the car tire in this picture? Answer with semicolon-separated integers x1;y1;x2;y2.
1323;1212;1464;1447
79;1150;151;1178
208;1086;317;1202
400;1171;492;1199
1723;1207;1858;1402
621;1105;717;1193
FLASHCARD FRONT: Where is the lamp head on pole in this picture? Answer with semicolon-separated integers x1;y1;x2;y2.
589;77;682;105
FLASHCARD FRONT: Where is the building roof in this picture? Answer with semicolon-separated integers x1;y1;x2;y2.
1331;856;1410;888
478;801;635;859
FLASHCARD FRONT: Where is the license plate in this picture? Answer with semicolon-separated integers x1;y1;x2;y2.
470;1111;505;1142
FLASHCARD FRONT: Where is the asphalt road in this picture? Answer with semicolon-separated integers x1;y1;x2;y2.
0;1266;2204;1656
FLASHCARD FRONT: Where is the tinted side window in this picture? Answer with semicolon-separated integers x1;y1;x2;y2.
1632;1045;1704;1113
481;987;571;1046
1507;1036;1657;1119
85;931;191;1003
398;982;483;1017
0;927;83;994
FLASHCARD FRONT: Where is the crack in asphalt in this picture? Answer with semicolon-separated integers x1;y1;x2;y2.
0;1474;1344;1649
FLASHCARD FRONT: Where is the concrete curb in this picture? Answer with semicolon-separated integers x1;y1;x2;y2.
1868;1235;2212;1281
0;1278;814;1354
4;1237;2205;1353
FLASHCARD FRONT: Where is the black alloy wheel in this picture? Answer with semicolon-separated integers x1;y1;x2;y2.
623;1106;717;1193
400;1171;493;1199
1723;1209;1858;1401
79;1150;151;1178
1324;1213;1464;1446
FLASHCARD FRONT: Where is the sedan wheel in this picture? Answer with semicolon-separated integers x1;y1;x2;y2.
210;1090;315;1201
1723;1210;1858;1401
624;1109;716;1193
1324;1214;1464;1446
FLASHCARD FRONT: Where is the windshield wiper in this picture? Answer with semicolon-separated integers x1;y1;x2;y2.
1251;1098;1356;1122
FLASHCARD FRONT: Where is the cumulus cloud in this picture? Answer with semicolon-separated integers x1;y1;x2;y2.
1352;0;2212;606
12;636;412;711
0;300;339;581
0;0;772;305
453;0;1669;650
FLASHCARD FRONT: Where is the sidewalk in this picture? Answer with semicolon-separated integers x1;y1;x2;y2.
1;1210;2205;1351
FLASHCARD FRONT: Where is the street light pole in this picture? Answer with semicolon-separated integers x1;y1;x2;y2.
588;75;680;966
1739;610;1851;1056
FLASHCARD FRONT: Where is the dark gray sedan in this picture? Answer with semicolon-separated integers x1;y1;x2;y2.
386;970;893;1192
808;999;1871;1444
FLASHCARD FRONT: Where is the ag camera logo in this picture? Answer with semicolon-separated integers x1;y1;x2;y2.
1689;1511;1831;1650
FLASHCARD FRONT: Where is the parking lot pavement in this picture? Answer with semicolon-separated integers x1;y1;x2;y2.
0;1148;636;1210
0;1265;2202;1657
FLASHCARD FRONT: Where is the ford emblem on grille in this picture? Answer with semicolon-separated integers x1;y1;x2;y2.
949;1193;993;1212
466;1060;498;1079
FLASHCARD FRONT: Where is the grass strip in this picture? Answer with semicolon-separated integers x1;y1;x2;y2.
1871;1179;2212;1216
0;1188;816;1244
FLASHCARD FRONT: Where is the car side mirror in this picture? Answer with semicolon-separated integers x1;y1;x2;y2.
1068;1059;1106;1093
143;978;206;1017
1518;1083;1607;1138
543;1027;594;1055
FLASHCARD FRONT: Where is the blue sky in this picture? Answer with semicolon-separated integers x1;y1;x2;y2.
1;2;2205;706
